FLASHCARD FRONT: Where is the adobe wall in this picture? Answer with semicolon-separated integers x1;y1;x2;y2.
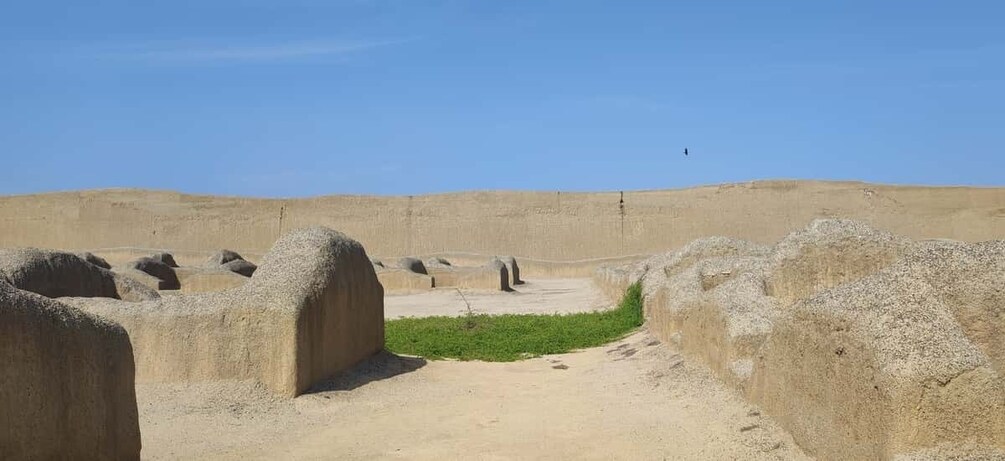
1;181;1001;261
62;227;385;397
0;282;141;459
596;220;1005;459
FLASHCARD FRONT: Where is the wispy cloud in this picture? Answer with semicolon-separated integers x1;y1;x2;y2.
90;37;416;64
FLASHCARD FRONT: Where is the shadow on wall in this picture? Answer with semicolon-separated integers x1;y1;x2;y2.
307;350;427;393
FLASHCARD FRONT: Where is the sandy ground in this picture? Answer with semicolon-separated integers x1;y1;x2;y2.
136;277;808;459
384;278;610;318
137;331;808;460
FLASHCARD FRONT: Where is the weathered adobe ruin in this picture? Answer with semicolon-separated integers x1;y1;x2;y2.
371;255;517;293
594;219;1005;460
1;181;1003;459
1;181;1002;262
0;281;142;460
60;227;385;397
1;226;385;458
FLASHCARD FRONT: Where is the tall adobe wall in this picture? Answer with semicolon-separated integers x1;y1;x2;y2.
0;181;1001;261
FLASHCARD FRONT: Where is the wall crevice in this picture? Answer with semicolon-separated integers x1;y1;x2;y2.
619;191;625;253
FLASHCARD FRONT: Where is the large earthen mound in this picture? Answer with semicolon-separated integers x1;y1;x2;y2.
764;219;915;304
900;240;1005;372
0;248;159;302
0;281;141;459
594;219;1005;459
0;248;120;298
595;236;770;303
753;254;1004;458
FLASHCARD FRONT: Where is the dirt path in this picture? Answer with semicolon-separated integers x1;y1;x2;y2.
137;332;808;460
384;278;610;318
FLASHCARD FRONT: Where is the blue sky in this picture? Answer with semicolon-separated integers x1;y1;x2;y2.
1;1;1002;197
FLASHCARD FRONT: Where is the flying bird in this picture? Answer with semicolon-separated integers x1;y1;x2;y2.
684;148;688;156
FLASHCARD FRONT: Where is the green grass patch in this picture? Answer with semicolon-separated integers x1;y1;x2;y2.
385;282;643;361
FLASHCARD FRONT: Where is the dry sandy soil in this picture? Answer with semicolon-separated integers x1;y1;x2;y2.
134;276;808;460
138;331;807;460
384;278;610;318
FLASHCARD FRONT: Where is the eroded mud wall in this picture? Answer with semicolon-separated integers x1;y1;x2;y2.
0;181;1002;260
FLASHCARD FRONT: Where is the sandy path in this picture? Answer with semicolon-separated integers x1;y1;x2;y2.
137;332;807;460
384;278;610;318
